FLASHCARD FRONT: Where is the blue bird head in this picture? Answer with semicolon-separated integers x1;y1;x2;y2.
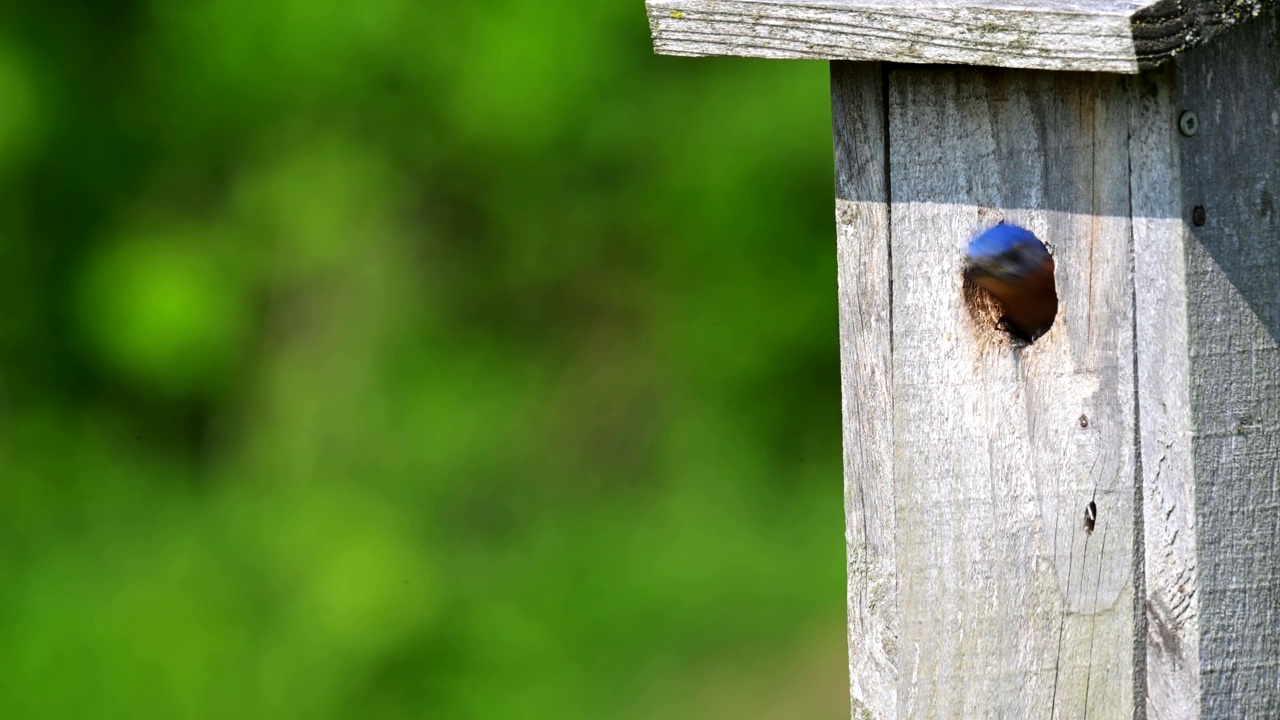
964;222;1050;283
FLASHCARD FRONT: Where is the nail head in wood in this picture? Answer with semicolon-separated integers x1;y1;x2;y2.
1180;111;1199;137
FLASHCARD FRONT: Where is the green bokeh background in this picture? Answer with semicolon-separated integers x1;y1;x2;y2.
0;2;845;717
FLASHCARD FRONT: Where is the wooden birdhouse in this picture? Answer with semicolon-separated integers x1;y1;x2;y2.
646;1;1280;717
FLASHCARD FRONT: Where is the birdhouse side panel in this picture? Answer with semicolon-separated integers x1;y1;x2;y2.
1177;6;1280;717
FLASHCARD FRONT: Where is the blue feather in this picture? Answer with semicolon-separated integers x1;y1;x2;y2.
965;222;1050;283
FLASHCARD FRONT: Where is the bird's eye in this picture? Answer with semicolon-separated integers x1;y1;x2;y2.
1012;246;1039;273
1013;245;1031;262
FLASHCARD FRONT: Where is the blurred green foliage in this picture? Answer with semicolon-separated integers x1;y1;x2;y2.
0;1;844;718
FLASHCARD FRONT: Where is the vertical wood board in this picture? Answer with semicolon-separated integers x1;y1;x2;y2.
887;67;1137;718
1127;66;1202;720
832;61;897;720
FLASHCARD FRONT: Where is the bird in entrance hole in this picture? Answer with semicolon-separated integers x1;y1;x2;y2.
964;222;1058;342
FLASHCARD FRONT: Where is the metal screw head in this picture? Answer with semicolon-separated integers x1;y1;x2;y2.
1179;111;1199;137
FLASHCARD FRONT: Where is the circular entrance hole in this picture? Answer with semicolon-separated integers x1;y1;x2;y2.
963;222;1058;344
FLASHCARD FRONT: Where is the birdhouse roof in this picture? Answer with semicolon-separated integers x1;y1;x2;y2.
646;0;1274;73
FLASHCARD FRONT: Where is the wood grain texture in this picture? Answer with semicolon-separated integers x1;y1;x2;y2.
648;0;1139;71
1132;0;1272;68
1177;6;1280;717
886;68;1136;717
832;61;896;720
645;0;1275;73
1127;67;1202;720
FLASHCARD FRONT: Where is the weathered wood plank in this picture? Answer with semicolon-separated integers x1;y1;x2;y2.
1177;7;1280;717
648;0;1139;71
832;61;896;720
886;67;1135;716
1127;66;1203;720
1132;0;1272;68
645;0;1274;73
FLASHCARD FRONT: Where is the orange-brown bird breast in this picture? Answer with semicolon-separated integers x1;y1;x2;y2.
972;257;1057;341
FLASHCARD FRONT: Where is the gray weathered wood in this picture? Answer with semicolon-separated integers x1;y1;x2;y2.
1177;8;1280;717
884;67;1136;716
832;61;896;720
1128;66;1202;720
646;0;1273;73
